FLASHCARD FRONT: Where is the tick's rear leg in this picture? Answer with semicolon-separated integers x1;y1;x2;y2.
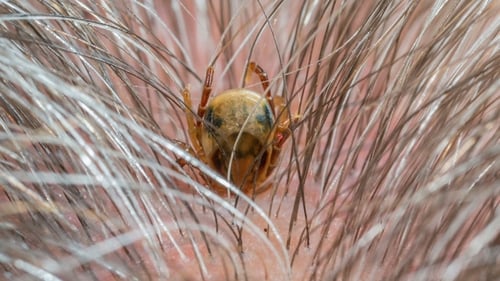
182;87;207;164
173;139;197;167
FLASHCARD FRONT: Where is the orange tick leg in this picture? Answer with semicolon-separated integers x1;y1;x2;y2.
276;115;300;146
182;87;206;162
246;61;274;113
173;139;197;167
267;114;301;174
197;66;214;124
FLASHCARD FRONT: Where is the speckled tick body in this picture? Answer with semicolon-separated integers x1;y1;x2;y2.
181;62;298;195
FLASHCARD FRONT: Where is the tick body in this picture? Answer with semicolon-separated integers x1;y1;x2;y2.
181;62;297;195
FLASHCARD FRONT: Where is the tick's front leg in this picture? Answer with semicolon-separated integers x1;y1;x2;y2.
246;62;274;112
196;66;215;124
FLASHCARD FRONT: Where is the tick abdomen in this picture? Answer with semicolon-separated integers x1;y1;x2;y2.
201;89;274;157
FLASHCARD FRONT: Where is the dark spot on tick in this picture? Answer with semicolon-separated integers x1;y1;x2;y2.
256;104;273;129
205;106;223;128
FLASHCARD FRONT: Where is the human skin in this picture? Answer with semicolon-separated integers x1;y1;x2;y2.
0;1;498;280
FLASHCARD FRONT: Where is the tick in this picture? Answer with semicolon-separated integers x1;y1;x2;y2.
180;62;298;195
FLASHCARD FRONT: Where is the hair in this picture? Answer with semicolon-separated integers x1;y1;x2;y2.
0;0;498;280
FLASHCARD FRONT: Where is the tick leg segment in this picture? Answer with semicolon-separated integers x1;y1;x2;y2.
197;66;215;124
182;87;207;162
267;115;301;175
173;139;197;167
246;62;274;113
